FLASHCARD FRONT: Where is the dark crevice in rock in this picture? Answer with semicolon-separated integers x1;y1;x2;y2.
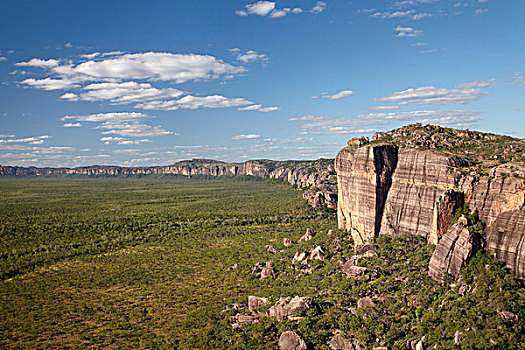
373;145;398;236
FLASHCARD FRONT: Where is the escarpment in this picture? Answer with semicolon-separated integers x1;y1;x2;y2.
336;124;525;280
0;158;337;210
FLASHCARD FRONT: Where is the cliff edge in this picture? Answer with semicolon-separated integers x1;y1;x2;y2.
336;124;525;280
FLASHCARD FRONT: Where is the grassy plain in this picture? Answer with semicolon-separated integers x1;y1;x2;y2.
0;176;523;349
0;176;335;348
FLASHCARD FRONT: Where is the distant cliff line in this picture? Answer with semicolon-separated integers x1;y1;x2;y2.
0;158;338;210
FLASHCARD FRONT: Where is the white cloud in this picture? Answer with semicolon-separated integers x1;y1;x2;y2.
80;52;100;59
62;82;184;104
230;49;268;63
18;52;245;84
294;110;481;134
512;73;525;86
15;58;59;68
63;122;82;127
456;79;497;88
100;136;152;145
231;134;261;140
237;104;280;112
236;2;303;18
313;90;354;100
288;115;325;121
373;10;414;18
395;26;424;37
310;1;327;14
474;8;487;15
0;135;50;145
372;106;400;110
19;78;79;90
176;95;253;110
0;57;6;62
97;121;177;138
246;1;275;16
62;112;151;123
378;86;486;105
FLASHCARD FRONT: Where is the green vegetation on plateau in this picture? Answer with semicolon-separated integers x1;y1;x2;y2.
0;177;523;349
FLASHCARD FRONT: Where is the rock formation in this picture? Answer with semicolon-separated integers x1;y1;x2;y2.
279;331;307;350
428;216;481;282
269;296;314;321
336;124;525;280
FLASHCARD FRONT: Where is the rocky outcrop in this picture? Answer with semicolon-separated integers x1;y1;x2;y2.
279;331;307;350
428;216;481;282
485;208;525;280
335;142;398;245
336;124;525;280
269;296;314;321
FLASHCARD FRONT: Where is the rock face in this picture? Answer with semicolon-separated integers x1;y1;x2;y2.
0;158;337;210
269;296;314;321
336;124;525;280
428;216;481;282
279;331;307;350
485;208;525;280
335;143;398;245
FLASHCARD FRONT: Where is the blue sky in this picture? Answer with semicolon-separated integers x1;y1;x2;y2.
0;0;524;167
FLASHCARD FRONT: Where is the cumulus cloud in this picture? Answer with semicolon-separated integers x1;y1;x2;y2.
231;134;261;140
15;58;59;68
97;121;177;138
63;122;82;127
62;112;151;123
313;90;354;100
19;78;79;90
236;1;303;18
372;10;430;20
229;48;269;63
238;104;280;112
100;136;152;145
17;52;245;84
0;135;51;145
395;26;424;37
378;86;486;105
310;1;327;14
61;82;184;104
512;73;525;86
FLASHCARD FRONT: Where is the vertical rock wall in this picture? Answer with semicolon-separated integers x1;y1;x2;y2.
335;144;397;245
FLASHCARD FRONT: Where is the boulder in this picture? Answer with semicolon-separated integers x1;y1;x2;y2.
357;297;375;309
299;228;315;242
293;252;307;264
310;246;325;261
342;262;367;279
269;296;314;321
328;335;353;350
279;331;307;350
260;261;274;279
230;314;258;330
266;245;277;254
248;296;268;312
428;216;481;282
284;238;293;247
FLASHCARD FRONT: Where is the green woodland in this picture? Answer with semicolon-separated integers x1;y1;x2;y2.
0;176;523;349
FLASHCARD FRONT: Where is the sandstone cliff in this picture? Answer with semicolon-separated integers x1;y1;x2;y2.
336;124;525;280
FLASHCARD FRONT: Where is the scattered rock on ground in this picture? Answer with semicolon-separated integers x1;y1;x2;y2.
310;246;325;261
293;252;307;264
260;261;274;279
265;245;277;254
230;314;258;330
299;228;315;242
279;331;307;350
343;262;367;279
328;335;353;350
269;296;314;321
248;296;268;312
357;297;375;309
284;238;293;247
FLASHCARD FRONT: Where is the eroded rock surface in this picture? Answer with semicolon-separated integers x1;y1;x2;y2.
279;331;307;350
269;296;314;321
428;216;481;282
336;124;525;279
